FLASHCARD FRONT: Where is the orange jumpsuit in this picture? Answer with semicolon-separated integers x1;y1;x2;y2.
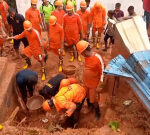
0;1;9;23
51;10;65;26
90;5;106;34
63;13;82;46
15;29;43;61
83;52;104;103
0;21;4;46
53;84;86;117
46;23;64;55
77;9;90;39
25;7;42;34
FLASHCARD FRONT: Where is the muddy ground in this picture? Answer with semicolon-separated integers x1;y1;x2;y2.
1;33;150;135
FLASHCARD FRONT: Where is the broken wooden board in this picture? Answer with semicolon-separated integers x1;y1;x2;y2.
112;16;150;59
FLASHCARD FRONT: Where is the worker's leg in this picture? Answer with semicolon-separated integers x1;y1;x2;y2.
13;39;21;59
0;46;2;57
69;45;75;62
67;99;85;128
92;28;96;47
103;33;109;51
89;87;101;120
21;46;32;69
96;28;102;49
0;40;3;56
27;84;34;97
21;37;29;48
18;84;28;103
45;23;49;34
58;50;63;72
38;55;46;81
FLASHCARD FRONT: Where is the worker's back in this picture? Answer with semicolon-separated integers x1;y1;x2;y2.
55;84;85;104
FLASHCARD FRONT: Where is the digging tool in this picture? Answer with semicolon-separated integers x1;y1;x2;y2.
14;80;28;112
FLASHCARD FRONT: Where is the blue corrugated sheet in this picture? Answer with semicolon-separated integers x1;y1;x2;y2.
104;50;150;112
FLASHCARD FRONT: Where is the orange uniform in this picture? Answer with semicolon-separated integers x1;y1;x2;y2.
0;1;9;23
15;29;43;61
46;23;64;55
77;9;90;38
53;84;86;117
0;21;4;46
25;7;42;34
63;13;82;46
51;10;65;26
84;52;104;103
90;5;106;33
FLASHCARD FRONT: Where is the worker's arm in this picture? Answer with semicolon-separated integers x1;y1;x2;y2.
40;6;46;31
64;101;77;117
14;31;26;40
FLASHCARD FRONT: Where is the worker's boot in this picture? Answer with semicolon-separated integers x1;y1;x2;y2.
94;102;101;120
69;52;74;62
23;57;31;69
41;67;46;81
78;55;82;62
58;58;63;72
92;37;96;47
96;37;101;49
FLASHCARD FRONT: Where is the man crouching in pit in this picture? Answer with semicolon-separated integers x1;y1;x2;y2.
42;78;85;128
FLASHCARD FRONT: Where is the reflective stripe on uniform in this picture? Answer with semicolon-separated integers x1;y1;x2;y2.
3;2;7;13
95;53;104;82
33;29;42;46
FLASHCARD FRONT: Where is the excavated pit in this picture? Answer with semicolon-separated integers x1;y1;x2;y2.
0;31;150;135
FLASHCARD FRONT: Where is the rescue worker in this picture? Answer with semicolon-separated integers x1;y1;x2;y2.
39;74;65;99
42;83;86;127
0;0;9;31
51;0;65;26
7;8;29;59
16;69;38;104
76;40;105;120
91;1;106;49
77;1;90;41
26;0;42;35
0;15;6;56
7;20;46;81
40;0;54;32
45;15;64;72
64;0;76;12
63;3;83;62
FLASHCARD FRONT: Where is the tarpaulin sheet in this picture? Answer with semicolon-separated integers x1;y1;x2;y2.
104;50;150;112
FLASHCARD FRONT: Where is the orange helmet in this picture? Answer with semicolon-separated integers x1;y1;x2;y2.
23;20;32;30
68;78;78;84
42;100;51;111
94;1;102;9
76;40;89;54
55;0;63;6
80;0;87;8
66;3;73;11
59;79;70;89
31;0;38;4
49;15;57;25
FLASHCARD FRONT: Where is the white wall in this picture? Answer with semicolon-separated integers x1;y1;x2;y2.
16;0;144;17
